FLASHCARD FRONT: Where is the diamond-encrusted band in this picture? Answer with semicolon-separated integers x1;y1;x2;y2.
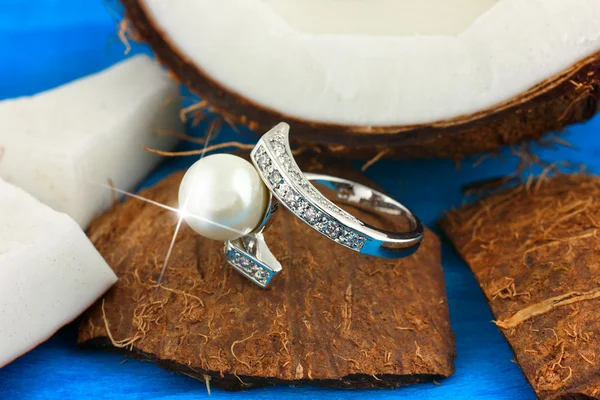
225;241;276;288
251;123;424;260
253;141;367;251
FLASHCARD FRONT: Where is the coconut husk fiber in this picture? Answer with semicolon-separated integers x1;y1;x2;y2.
440;174;600;400
78;156;455;390
119;0;600;160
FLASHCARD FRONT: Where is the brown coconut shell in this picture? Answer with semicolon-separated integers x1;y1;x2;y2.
121;0;600;160
440;174;600;399
78;156;456;389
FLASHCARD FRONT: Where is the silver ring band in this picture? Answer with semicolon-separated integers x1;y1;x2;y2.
303;173;424;258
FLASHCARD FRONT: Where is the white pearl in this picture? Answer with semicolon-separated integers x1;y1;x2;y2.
178;154;269;241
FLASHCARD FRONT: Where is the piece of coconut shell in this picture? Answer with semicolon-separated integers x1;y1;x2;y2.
119;0;599;160
78;157;455;390
440;174;600;400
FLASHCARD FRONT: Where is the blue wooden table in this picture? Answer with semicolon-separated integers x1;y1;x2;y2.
2;1;599;399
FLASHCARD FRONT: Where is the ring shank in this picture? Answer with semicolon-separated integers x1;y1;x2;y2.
251;123;424;260
305;173;424;258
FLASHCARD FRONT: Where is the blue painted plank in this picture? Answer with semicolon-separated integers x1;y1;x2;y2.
2;1;598;399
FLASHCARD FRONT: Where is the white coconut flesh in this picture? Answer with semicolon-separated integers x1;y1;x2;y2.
0;178;117;367
0;55;182;228
141;0;600;126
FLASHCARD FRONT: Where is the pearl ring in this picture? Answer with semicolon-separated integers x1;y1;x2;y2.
178;123;424;288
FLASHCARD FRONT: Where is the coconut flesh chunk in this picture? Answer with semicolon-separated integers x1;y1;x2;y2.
0;54;181;228
139;0;600;126
0;178;117;367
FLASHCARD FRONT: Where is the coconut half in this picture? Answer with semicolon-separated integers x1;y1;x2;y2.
122;0;600;158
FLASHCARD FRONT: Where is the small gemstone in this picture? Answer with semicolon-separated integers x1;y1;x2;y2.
254;268;270;283
256;153;271;170
345;233;365;250
302;206;321;225
290;170;303;182
354;236;366;250
238;257;252;271
271;141;286;155
249;263;261;274
294;198;307;212
275;183;290;196
324;221;341;239
312;218;325;230
279;154;292;170
269;171;283;185
340;230;356;245
284;190;298;205
271;132;285;142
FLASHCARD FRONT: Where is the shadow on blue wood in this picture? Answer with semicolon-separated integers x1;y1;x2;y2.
2;1;599;399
